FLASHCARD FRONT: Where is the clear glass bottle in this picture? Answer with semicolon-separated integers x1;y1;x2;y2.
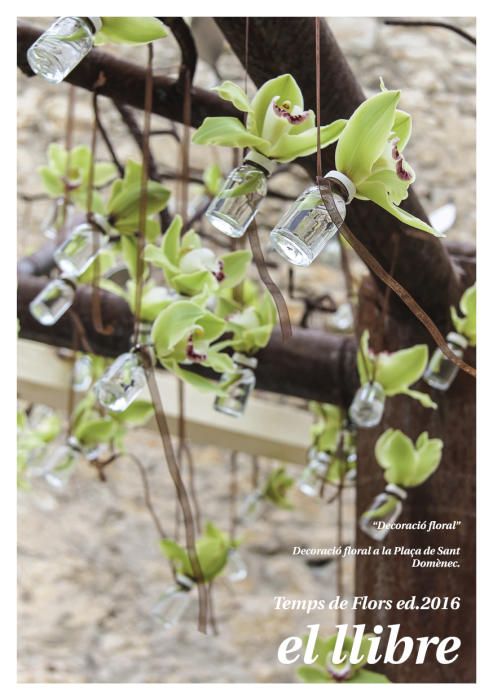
27;16;102;84
42;198;75;240
239;489;265;524
43;443;78;489
214;353;258;418
29;276;76;326
72;355;93;392
152;574;194;628
359;484;407;541
270;170;355;267
54;215;110;277
95;352;146;413
327;302;354;333
423;332;468;391
225;549;248;582
206;150;274;238
349;381;386;429
297;450;330;497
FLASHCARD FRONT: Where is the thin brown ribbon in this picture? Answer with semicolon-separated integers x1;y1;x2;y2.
316;177;476;379
248;221;292;341
140;347;209;633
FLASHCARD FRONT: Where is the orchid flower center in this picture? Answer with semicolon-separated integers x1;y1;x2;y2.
272;98;309;125
390;137;413;182
186;333;207;363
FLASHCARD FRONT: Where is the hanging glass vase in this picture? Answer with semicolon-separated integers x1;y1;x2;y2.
53;215;110;277
41;198;75;240
27;16;102;84
95;351;146;413
214;353;257;418
297;449;330;497
349;381;386;429
72;355;93;392
423;332;468;391
270;170;355;267
29;276;76;326
224;549;248;582
239;489;265;524
206;150;275;238
152;574;194;628
327;301;354;333
42;443;79;490
359;484;407;541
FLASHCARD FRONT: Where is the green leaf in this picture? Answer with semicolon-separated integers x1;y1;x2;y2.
335;90;400;185
213;81;251;112
96;17;168;45
192;117;270;151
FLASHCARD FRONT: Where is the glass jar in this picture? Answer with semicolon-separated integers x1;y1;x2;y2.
270;170;355;267
43;443;78;489
54;215;110;277
239;489;265;524
27;16;102;84
359;484;407;541
206;150;274;238
95;352;146;412
214;353;258;418
297;450;330;497
72;354;93;392
423;332;468;391
42;198;75;240
327;302;354;333
29;276;76;326
349;381;386;429
224;549;248;582
152;574;194;628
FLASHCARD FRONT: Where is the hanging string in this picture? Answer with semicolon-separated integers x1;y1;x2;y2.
229;451;239;541
315;17;322;180
61;84;76;243
140;347;209;633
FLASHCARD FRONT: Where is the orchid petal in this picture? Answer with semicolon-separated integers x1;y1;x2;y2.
212;81;251;112
192;117;270;151
249;74;304;137
272;119;347;162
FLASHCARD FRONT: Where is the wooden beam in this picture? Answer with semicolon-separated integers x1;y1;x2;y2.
17;339;312;463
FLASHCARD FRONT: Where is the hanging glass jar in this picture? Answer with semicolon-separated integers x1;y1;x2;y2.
297;449;330;497
53;215;111;277
72;355;93;392
224;549;248;582
95;351;146;413
29;276;76;326
214;353;258;418
239;489;265;524
206;150;275;238
359;484;407;541
152;574;194;628
423;332;468;391
41;197;75;240
270;170;355;267
327;301;354;333
27;16;102;84
42;442;79;490
349;381;386;429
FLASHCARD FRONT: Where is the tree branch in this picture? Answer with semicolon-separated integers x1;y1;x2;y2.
17;20;239;128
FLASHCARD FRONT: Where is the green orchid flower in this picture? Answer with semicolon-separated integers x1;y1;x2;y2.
144;215;252;297
335;83;438;236
261;467;294;509
375;428;443;488
357;330;437;409
38;144;117;213
106;160;169;240
215;279;277;354
193;74;346;163
94;17;168;45
151;299;235;393
451;283;476;346
160;522;236;582
298;633;390;683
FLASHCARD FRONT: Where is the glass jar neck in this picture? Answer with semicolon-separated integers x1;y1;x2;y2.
384;483;407;500
232;352;258;369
